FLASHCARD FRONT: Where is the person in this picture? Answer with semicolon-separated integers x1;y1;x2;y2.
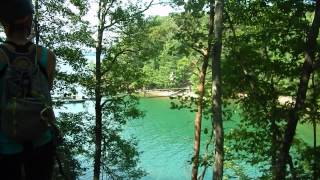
0;0;57;179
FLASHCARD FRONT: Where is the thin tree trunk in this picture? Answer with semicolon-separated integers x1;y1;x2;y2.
311;74;318;180
198;128;214;180
93;1;105;180
191;1;215;179
314;121;317;151
212;0;224;179
191;54;209;180
34;0;40;45
93;30;103;180
313;120;317;180
275;1;320;179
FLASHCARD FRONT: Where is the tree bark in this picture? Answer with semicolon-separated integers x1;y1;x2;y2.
93;1;105;180
212;0;224;180
191;53;209;180
313;120;317;180
311;74;318;180
191;1;215;179
275;1;320;179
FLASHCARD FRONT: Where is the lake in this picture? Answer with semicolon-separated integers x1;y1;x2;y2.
57;97;319;179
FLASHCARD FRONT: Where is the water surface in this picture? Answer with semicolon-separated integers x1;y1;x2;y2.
58;97;319;179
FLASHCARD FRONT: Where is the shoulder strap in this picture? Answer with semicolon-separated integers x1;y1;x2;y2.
5;41;33;53
0;43;36;64
0;45;9;76
0;45;14;64
39;47;48;71
0;44;49;78
0;63;7;78
38;47;49;79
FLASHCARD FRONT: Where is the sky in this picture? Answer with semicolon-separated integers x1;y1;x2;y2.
1;0;177;39
82;0;178;25
144;1;177;16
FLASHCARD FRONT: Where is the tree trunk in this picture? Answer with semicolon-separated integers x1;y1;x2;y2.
271;118;277;178
313;120;317;180
311;74;318;180
191;1;215;179
314;120;317;151
275;1;320;179
93;2;105;180
212;0;224;180
191;54;209;180
93;31;103;180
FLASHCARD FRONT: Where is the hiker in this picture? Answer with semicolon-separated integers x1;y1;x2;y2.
0;0;57;179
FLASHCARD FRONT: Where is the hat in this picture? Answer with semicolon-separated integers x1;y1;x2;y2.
0;0;34;24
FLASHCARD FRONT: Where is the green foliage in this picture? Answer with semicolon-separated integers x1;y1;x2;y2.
54;112;91;179
141;16;194;88
222;0;319;178
167;0;320;178
283;138;320;179
1;0;320;179
36;0;151;179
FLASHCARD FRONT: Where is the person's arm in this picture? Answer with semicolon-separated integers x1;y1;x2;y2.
46;50;57;123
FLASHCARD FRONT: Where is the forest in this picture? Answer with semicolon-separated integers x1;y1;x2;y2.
1;0;319;179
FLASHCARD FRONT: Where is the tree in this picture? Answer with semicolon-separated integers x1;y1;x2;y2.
141;16;193;89
169;1;227;178
91;1;153;179
276;1;320;179
34;0;92;178
212;0;224;179
221;0;316;178
170;2;215;179
33;0;151;179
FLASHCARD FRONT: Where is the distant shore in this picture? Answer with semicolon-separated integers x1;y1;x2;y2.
54;90;294;105
138;89;197;98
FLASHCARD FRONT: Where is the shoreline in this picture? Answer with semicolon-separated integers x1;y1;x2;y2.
139;89;197;98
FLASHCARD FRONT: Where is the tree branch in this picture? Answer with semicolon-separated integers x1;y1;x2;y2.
190;45;208;57
103;0;154;30
276;1;320;179
104;0;116;17
101;98;112;110
101;95;126;109
101;49;136;76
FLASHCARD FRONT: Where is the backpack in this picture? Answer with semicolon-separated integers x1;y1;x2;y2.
0;43;53;143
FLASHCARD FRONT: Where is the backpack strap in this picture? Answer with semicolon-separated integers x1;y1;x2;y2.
0;45;13;65
5;41;33;53
0;45;9;77
0;43;35;65
0;64;7;78
0;44;49;79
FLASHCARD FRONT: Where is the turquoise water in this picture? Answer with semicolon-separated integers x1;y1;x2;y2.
58;97;319;179
297;123;320;146
123;98;248;179
124;97;211;179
